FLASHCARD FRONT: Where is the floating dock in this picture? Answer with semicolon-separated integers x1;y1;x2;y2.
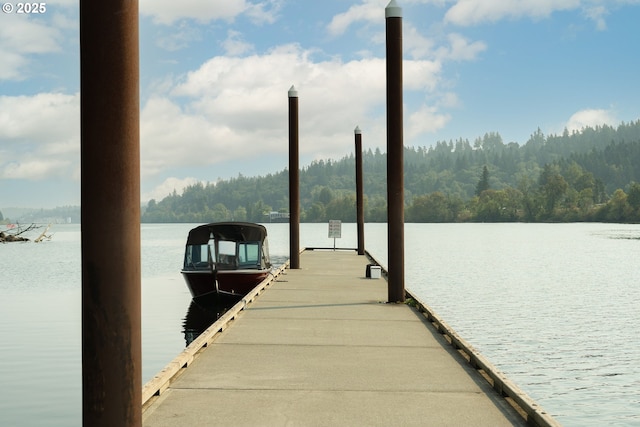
142;249;558;426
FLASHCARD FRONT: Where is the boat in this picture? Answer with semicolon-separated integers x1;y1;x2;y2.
181;222;272;299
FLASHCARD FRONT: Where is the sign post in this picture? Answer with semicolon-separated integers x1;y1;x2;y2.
328;220;342;251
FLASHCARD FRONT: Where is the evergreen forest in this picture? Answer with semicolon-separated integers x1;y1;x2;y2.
141;120;640;223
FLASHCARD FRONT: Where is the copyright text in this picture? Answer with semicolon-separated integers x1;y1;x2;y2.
2;3;47;13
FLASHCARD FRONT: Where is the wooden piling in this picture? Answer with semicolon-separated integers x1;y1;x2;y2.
80;0;141;425
385;0;405;303
288;86;300;269
355;126;365;255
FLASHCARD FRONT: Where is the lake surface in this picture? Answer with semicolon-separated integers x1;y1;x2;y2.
0;222;638;426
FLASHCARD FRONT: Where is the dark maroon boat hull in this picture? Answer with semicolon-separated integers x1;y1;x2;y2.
181;269;270;298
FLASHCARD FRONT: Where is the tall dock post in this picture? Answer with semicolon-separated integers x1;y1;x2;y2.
288;85;300;269
385;0;405;302
80;0;141;425
355;126;365;255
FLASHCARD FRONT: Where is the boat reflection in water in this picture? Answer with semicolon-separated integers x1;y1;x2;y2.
182;293;242;346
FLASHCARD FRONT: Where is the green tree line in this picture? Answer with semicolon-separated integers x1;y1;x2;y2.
141;120;640;223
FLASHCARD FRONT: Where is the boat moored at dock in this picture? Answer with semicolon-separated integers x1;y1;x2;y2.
181;222;272;299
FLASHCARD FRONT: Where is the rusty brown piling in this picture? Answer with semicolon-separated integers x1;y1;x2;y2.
288;86;300;269
385;0;405;303
355;126;365;255
80;0;141;425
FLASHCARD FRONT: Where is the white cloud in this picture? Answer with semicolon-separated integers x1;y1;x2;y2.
222;30;255;56
583;6;608;30
565;108;617;133
1;159;72;180
442;0;640;29
444;0;581;26
0;41;448;187
326;3;487;63
0;16;63;53
155;23;202;51
140;97;223;177
0;15;64;80
325;0;446;38
244;0;283;25
437;92;461;109
0;93;79;140
407;105;452;139
49;0;77;6
140;0;279;25
139;44;445;179
403;24;437;59
50;11;78;30
0;50;28;80
140;0;245;25
436;33;486;61
0;93;79;180
404;58;442;92
327;0;386;36
142;176;206;203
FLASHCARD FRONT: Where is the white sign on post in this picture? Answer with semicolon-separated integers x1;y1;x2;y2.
328;220;341;250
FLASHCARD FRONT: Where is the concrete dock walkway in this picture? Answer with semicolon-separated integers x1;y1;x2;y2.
143;250;528;426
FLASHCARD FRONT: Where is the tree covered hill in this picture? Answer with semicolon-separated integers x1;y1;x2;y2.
142;120;640;223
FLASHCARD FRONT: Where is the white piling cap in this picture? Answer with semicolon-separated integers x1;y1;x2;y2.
354;126;362;135
288;85;298;97
385;0;402;18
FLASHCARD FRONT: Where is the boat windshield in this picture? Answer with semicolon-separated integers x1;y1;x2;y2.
184;238;267;271
238;242;261;268
216;240;262;269
216;240;236;269
183;243;210;269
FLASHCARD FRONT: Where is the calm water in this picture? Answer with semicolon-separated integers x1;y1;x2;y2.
0;222;638;426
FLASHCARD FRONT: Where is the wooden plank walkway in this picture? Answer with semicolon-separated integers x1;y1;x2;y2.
142;250;542;426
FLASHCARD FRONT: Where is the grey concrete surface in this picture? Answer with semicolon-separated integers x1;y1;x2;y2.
143;250;526;426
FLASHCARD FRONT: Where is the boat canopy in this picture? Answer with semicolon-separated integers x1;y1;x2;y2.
185;222;268;245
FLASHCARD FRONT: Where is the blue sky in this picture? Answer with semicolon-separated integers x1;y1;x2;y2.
1;0;639;209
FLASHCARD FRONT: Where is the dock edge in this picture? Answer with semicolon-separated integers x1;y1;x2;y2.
364;249;561;427
141;260;290;410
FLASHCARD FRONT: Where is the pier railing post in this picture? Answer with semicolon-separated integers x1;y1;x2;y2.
288;86;300;269
355;126;365;255
80;0;141;425
385;0;405;303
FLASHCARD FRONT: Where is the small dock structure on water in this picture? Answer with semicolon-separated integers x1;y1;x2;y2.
142;249;559;426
